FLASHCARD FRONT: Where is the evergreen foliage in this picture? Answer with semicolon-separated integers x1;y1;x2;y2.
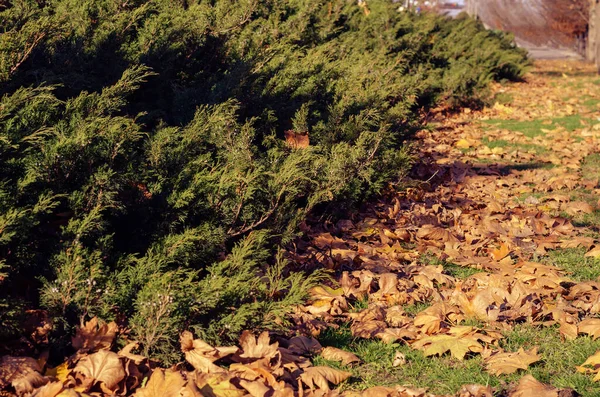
0;0;528;362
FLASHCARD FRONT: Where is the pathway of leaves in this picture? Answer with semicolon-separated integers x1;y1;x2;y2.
2;61;600;397
290;60;600;395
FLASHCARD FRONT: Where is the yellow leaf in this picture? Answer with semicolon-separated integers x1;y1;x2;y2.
134;369;186;397
455;139;472;149
299;366;351;391
578;318;600;339
411;334;482;360
510;375;558;397
320;347;360;366
484;347;541;375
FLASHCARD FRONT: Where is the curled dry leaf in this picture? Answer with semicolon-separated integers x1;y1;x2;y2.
73;350;125;391
286;336;323;356
299;366;351;391
576;351;600;382
0;356;46;395
458;384;493;397
577;318;600;340
72;317;118;353
284;130;309;149
392;351;406;367
509;375;558;397
484;347;541;375
320;347;360;366
133;369;186;397
238;331;279;361
192;372;246;397
30;381;63;397
180;331;238;373
118;342;146;365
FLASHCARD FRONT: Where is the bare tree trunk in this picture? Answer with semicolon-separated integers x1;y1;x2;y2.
465;0;478;17
588;0;598;63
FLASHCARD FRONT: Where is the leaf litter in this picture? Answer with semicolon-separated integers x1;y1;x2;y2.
2;61;600;396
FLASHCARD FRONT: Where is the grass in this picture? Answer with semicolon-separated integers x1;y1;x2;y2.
482;115;598;138
492;92;514;105
420;254;482;280
542;248;600;281
582;154;600;181
315;324;600;395
500;325;600;395
313;325;600;396
481;137;547;154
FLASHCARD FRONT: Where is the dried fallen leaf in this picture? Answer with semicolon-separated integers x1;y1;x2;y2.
118;342;146;365
299;366;351;391
484;347;541;375
238;331;279;361
392;351;406;367
73;350;125;391
72;317;118;353
412;334;482;360
30;381;63;397
134;369;186;397
509;375;558;397
320;347;360;366
180;331;238;373
578;318;600;340
576;350;600;382
0;356;46;395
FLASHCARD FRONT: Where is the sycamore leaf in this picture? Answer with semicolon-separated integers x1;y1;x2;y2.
577;351;600;382
30;381;63;397
237;379;271;397
411;334;482;360
284;130;309;149
286;336;322;356
44;362;69;383
193;373;246;397
491;242;510;261
238;331;279;361
180;331;238;373
133;369;186;397
320;347;360;366
484;348;541;375
118;342;146;365
578;318;600;339
73;350;125;391
72;317;118;353
0;355;46;395
458;384;493;397
510;375;558;397
585;246;600;258
299;366;351;391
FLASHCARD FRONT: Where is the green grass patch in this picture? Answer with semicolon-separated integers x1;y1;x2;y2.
500;325;600;395
583;98;600;110
403;302;432;316
481;137;547;154
542;248;600;281
492;92;514;105
582;154;600;182
420;253;481;279
316;323;600;394
444;263;482;280
483;115;598;138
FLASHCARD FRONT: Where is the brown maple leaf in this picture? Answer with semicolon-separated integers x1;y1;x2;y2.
484;347;541;375
72;317;118;353
73;350;125;391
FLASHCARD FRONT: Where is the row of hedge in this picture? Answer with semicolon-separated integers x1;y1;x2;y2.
0;0;528;362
